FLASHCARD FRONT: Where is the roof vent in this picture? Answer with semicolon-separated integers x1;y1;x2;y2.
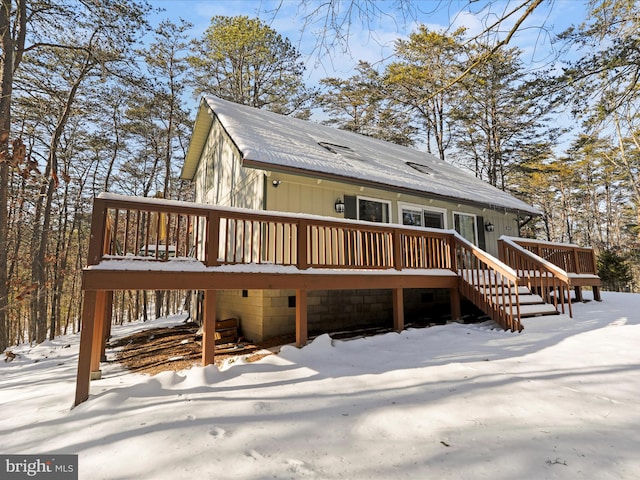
407;161;433;175
318;141;361;160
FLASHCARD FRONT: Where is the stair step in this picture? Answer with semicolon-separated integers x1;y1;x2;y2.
506;303;560;317
519;294;546;305
491;294;545;305
481;286;531;295
469;281;561;320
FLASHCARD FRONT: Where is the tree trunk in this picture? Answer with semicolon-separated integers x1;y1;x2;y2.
31;176;55;343
0;0;27;351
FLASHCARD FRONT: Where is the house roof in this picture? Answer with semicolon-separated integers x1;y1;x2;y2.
182;95;540;216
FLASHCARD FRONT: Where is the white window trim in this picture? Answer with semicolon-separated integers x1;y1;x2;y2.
356;195;392;223
453;211;478;245
398;202;448;229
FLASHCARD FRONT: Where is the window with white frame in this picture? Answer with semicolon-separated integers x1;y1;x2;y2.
358;197;391;223
399;203;446;229
453;212;477;245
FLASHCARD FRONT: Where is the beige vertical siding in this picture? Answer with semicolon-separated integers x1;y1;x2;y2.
196;117;264;210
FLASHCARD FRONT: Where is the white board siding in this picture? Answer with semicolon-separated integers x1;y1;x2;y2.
199;116;264;211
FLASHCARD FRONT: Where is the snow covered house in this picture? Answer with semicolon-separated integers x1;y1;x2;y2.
179;96;542;341
74;96;602;405
182;96;540;254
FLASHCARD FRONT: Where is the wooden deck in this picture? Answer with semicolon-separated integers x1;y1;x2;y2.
74;193;601;406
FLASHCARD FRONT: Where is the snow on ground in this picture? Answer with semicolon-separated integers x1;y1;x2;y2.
1;291;639;479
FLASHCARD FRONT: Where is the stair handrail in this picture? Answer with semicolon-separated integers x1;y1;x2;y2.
498;236;572;317
451;232;523;332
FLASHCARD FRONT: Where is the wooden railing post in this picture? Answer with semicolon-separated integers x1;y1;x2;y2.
393;229;402;270
448;235;458;273
297;219;309;270
392;288;404;330
206;211;220;266
100;291;114;362
572;246;581;274
74;291;97;406
90;291;107;380
202;290;217;366
87;197;108;266
497;238;505;264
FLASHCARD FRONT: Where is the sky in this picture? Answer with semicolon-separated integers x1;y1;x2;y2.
146;0;590;149
1;289;639;479
149;0;588;87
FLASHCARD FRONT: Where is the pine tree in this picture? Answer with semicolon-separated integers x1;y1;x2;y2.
452;44;557;190
188;15;315;117
598;249;633;292
385;26;466;160
317;61;417;146
6;0;151;344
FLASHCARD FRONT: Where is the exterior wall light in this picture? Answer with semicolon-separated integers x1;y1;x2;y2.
485;222;495;232
272;180;281;187
334;198;345;213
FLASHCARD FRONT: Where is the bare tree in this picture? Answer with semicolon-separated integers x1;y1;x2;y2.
0;0;27;352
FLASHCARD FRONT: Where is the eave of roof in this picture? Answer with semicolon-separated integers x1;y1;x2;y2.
243;158;537;216
181;98;214;181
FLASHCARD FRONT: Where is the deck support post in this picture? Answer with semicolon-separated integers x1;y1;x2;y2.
296;289;308;347
574;286;583;302
392;288;404;332
75;290;98;406
450;287;461;321
100;291;114;362
593;286;602;302
202;290;217;366
90;291;107;380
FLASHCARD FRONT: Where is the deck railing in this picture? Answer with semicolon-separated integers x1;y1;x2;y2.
498;237;573;317
90;193;457;272
504;237;598;276
88;193;524;331
89;196;209;265
453;236;522;332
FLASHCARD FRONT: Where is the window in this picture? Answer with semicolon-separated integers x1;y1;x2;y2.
400;204;446;229
423;211;445;229
358;197;391;223
453;212;478;245
402;208;423;226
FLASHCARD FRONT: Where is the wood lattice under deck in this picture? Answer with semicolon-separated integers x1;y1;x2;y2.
74;193;601;406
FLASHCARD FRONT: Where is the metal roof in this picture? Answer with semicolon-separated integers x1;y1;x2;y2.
182;95;541;216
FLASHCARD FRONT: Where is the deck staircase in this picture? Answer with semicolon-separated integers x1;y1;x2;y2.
455;250;562;333
461;234;604;329
455;234;598;330
484;285;560;318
